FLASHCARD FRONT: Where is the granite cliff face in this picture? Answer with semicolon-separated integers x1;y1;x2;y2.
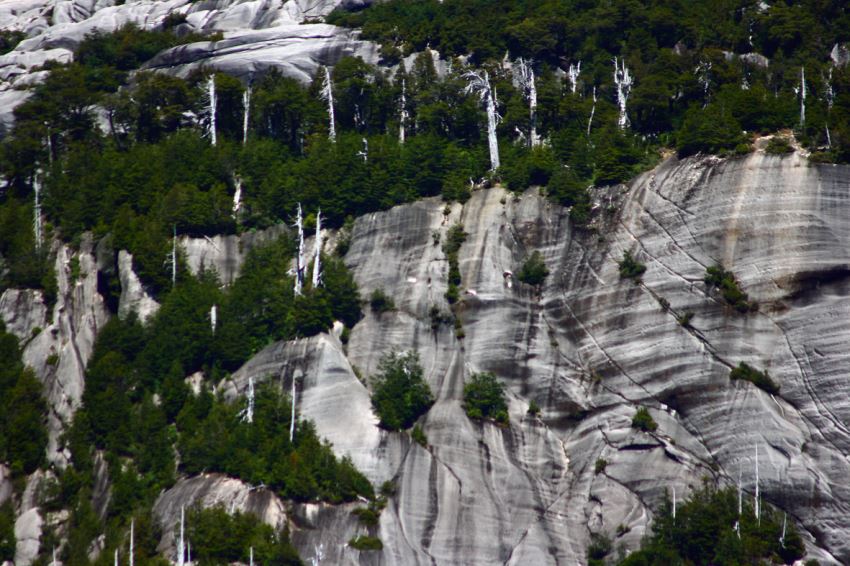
5;150;850;564
176;150;850;564
0;0;376;134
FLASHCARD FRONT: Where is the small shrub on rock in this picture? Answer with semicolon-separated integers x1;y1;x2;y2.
463;372;509;425
704;264;757;313
618;250;646;280
730;362;779;394
765;136;793;155
349;535;383;551
517;251;550;286
369;288;395;313
631;407;658;432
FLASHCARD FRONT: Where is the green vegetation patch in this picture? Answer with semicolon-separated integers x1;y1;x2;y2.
463;372;509;425
730;361;779;395
0;322;48;476
765;136;794;155
369;288;396;313
631;407;658;433
517;250;550;286
370;351;434;431
188;506;302;565
617;484;804;565
443;223;468;304
349;535;384;551
618;250;646;280
704;264;757;313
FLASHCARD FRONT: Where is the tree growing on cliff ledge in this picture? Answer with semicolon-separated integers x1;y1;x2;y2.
371;351;434;431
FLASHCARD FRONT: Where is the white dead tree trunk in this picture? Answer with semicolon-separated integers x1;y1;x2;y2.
587;86;597;137
514;58;539;147
464;70;500;171
164;225;178;288
294;204;305;296
250;547;254;566
177;506;185;566
399;78;408;144
289;374;296;442
672;486;677;520
242;85;251;145
825;68;834;147
320;66;336;142
613;57;633;130
568;61;581;94
312;209;322;288
798;67;806;127
129;518;134;566
33;174;43;252
695;60;712;106
210;304;217;334
114;549;118;566
206;75;217;146
357;138;368;162
232;175;243;219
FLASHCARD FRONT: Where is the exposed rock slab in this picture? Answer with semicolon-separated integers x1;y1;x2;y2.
216;152;850;563
1;235;110;467
0;0;375;132
152;473;287;555
181;224;287;285
117;249;159;323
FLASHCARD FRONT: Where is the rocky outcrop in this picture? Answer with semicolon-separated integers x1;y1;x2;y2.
6;148;850;563
217;150;850;564
144;24;379;83
0;0;375;133
14;508;42;566
181;224;288;285
152;474;287;556
117;250;159;323
0;234;110;467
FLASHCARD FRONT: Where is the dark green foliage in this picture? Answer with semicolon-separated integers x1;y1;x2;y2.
618;250;646;280
411;424;428;447
617;484;804;566
546;169;591;225
587;533;612;566
463;372;509;424
730;362;780;395
766;136;794;155
631;407;658;433
349;535;384;551
353;506;381;527
0;31;25;56
369;288;396;313
0;502;15;561
178;383;373;503
704;264;757;313
370;351;434;431
677;104;744;157
594;459;607;475
0;323;48;475
443;223;468;303
517;251;549;286
677;311;694;327
188;506;302;565
75;24;215;72
527;399;541;417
